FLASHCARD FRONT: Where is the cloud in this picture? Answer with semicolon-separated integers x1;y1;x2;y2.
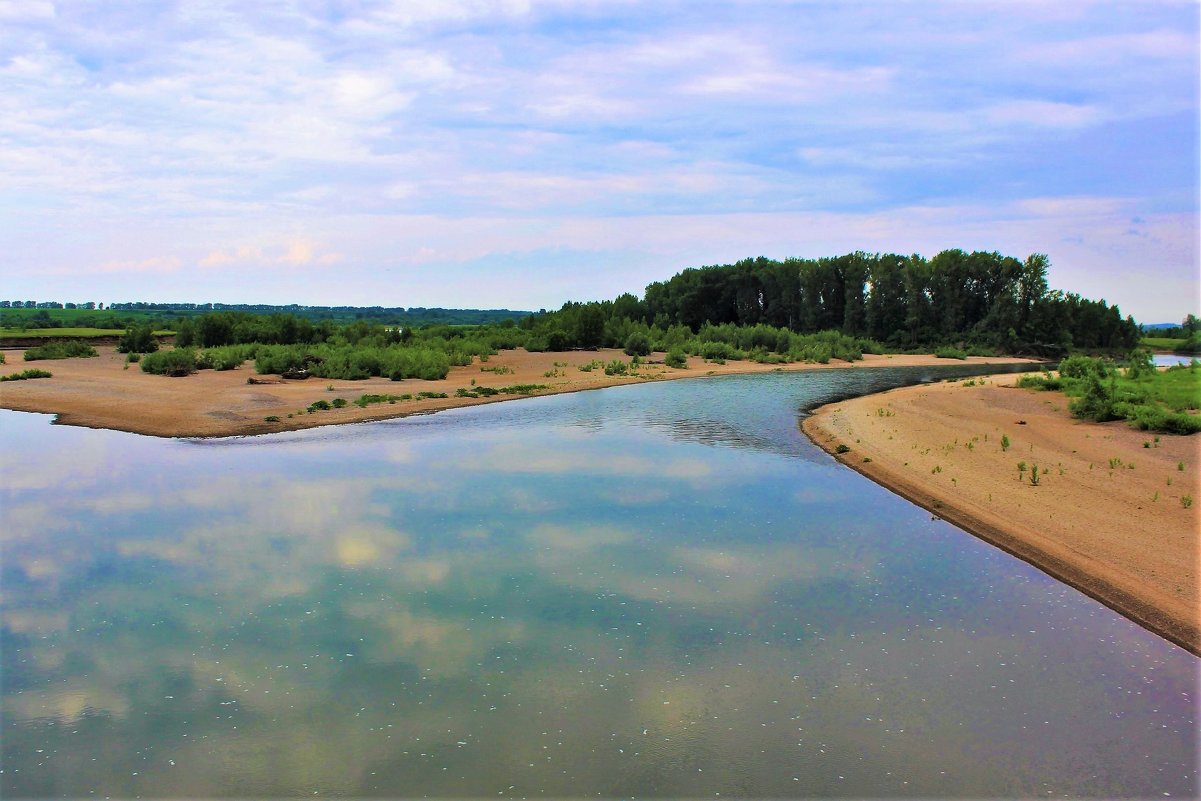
199;241;343;269
96;256;182;274
0;1;1194;319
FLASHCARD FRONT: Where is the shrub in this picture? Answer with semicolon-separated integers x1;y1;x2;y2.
23;340;98;360
623;332;651;357
199;344;256;371
697;341;744;361
1017;373;1062;391
331;397;348;408
140;348;199;376
1114;402;1201;435
604;359;629;376
834;443;850;454
308;399;331;412
1069;374;1119;422
1057;354;1110;380
665;350;687;369
0;368;52;381
935;347;967;360
117;323;160;354
498;383;548;395
354;393;406;408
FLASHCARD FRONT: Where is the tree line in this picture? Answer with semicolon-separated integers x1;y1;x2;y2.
526;250;1139;356
119;249;1142;378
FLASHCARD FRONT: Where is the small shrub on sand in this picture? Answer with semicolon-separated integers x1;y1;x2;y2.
0;368;52;381
24;340;98;360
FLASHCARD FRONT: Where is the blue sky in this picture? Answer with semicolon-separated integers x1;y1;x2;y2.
2;1;1197;321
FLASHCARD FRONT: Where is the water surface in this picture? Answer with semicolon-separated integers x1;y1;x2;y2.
2;365;1196;798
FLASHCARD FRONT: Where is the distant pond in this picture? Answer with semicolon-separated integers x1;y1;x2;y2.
1;364;1196;798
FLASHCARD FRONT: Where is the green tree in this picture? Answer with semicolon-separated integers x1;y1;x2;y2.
117;322;160;353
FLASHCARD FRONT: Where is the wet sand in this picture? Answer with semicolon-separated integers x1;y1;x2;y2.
803;374;1200;655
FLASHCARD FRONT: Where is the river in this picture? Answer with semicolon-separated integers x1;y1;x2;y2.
1;365;1195;797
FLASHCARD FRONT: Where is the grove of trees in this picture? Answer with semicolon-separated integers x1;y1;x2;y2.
526;250;1140;357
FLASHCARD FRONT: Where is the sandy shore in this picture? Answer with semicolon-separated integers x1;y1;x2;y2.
804;374;1200;655
0;345;1030;439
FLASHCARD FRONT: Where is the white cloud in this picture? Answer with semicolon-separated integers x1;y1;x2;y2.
0;1;1194;320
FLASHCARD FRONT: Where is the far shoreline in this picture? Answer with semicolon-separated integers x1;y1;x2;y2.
0;345;1037;440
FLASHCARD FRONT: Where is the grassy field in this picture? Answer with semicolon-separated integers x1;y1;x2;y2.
0;327;173;338
1141;336;1189;351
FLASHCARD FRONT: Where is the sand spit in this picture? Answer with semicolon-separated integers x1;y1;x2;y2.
804;374;1200;655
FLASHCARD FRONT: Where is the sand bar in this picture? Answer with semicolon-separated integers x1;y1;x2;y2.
0;345;1031;439
804;374;1200;655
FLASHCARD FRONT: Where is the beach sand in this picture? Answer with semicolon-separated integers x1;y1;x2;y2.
0;345;1026;439
803;374;1200;655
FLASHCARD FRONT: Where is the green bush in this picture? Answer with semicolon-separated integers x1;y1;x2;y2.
252;343;452;381
1069;374;1119;422
696;341;744;361
23;340;98;360
117;323;160;354
1057;354;1111;380
353;393;406;408
665;350;687;369
198;344;257;371
935;347;967;360
604;359;629;376
623;332;651;357
498;383;548;395
140;348;199;376
1114;402;1201;435
0;368;52;381
1017;373;1063;391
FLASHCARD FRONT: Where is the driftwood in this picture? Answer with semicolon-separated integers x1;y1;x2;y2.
246;376;284;385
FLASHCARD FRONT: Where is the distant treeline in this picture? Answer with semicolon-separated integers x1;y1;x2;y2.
526;251;1138;357
112;303;532;327
0;305;532;330
116;249;1145;382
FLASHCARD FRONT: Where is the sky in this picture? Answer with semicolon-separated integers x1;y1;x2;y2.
1;1;1197;322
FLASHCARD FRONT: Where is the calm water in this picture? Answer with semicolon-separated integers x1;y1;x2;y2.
1;366;1196;798
1153;354;1197;367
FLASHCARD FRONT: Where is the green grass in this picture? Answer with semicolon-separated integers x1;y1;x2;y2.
1;327;174;338
1141;337;1188;350
1019;357;1201;434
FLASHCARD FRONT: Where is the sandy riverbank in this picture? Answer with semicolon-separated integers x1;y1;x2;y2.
0;345;1032;439
803;374;1200;655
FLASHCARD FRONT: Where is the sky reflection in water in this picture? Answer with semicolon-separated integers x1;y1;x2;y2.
1;367;1196;798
